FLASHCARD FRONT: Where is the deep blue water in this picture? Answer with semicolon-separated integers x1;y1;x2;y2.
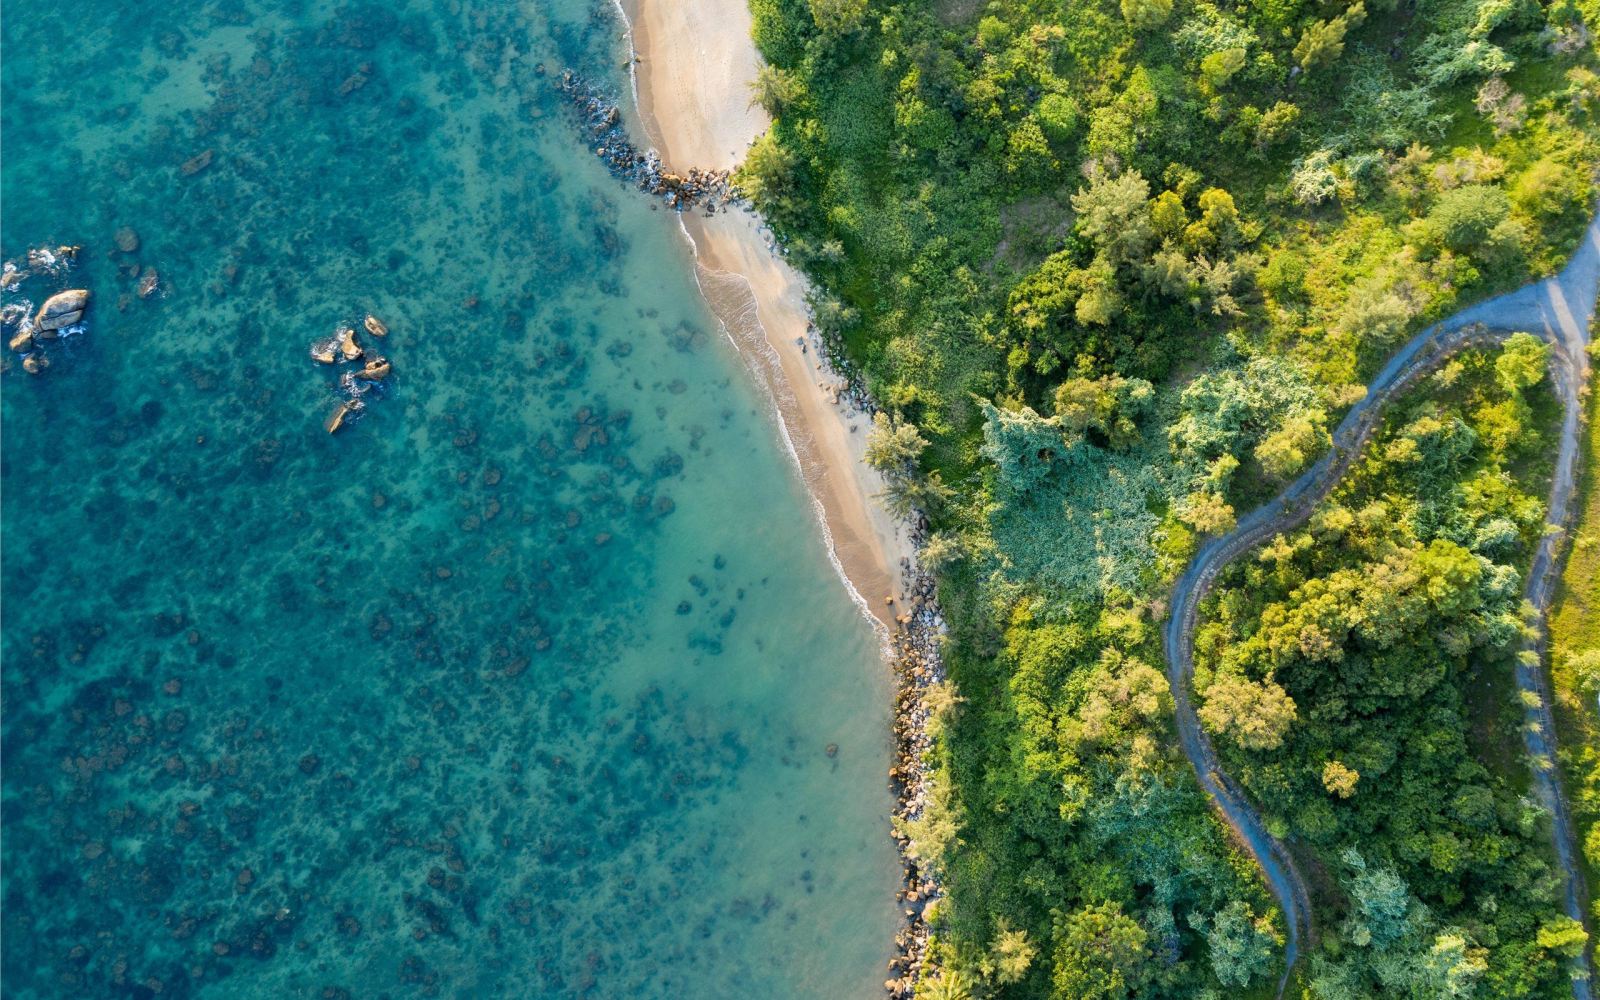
0;2;898;996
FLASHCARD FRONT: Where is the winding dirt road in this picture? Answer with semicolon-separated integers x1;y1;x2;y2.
1164;213;1600;999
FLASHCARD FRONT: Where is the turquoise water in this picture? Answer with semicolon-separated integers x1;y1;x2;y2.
0;3;899;997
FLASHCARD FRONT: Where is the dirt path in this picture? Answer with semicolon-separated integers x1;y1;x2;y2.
1164;213;1600;999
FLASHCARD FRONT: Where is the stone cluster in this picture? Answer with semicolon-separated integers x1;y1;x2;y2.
884;552;945;999
309;313;392;434
792;304;951;998
556;70;733;215
3;244;89;374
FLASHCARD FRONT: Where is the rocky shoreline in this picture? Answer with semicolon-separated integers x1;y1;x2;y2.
804;318;948;1000
556;71;733;215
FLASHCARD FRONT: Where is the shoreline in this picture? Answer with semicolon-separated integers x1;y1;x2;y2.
614;0;914;632
609;1;948;994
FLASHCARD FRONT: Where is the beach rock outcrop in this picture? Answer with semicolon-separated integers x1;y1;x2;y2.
35;289;89;331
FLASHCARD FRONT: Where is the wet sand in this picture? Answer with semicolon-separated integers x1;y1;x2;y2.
617;0;914;631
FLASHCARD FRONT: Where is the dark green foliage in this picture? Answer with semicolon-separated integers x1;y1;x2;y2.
1195;347;1576;996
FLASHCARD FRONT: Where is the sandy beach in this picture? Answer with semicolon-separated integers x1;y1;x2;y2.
616;0;915;631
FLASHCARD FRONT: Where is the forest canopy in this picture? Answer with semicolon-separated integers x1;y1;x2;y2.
737;0;1600;993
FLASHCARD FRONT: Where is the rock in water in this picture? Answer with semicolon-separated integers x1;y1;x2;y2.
35;289;89;331
309;339;338;364
22;355;48;375
114;227;140;253
137;269;160;299
355;356;391;380
180;149;214;176
363;313;388;337
325;399;360;434
337;326;363;361
9;329;34;353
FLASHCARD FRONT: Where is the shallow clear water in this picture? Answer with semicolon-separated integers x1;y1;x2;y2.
0;2;898;997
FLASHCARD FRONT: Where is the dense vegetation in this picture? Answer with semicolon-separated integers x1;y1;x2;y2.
734;0;1600;993
1194;339;1585;997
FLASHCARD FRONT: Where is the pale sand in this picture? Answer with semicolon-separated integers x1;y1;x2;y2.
618;0;915;631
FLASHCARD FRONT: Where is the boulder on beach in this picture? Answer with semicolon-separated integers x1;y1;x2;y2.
35;288;89;331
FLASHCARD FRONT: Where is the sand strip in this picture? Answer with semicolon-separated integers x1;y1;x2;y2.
617;0;914;631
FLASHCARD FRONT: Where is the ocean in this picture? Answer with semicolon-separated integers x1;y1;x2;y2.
0;1;899;996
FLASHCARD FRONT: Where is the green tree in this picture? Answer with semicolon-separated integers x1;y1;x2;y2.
1536;915;1589;958
1198;673;1297;750
1206;900;1279;987
922;968;975;1000
1322;759;1360;798
864;412;929;473
1007;117;1060;187
1343;850;1412;947
1071;170;1154;264
1255;101;1301;150
1416;931;1488;997
1294;4;1365;71
1120;0;1173;30
1255;409;1328;479
1179;489;1237;535
1201;47;1248;89
734;131;797;211
1038;93;1081;144
1425;184;1511;252
1495;332;1548;391
991;919;1038;984
1054;370;1155;447
751;64;803;115
1051;902;1152;1000
808;0;866;37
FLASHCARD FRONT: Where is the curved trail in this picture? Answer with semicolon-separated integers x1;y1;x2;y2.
1164;213;1600;999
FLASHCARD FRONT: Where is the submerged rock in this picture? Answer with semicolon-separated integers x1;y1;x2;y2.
22;354;48;375
325;399;361;434
114;226;141;253
35;288;89;331
180;149;214;176
137;269;160;299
